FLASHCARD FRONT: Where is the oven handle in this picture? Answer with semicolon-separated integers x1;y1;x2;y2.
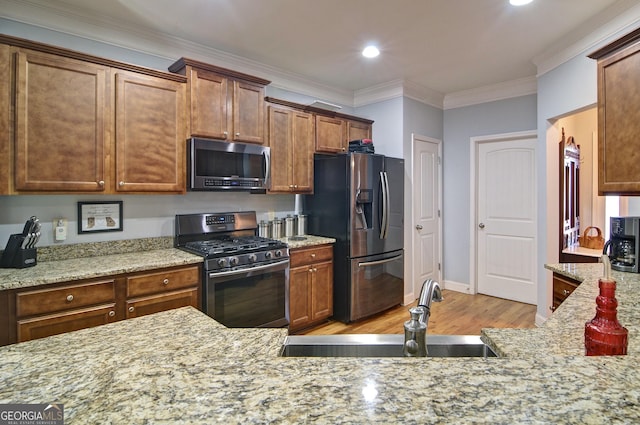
208;259;289;278
358;254;403;267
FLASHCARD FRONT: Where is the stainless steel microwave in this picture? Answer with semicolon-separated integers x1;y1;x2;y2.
187;138;270;191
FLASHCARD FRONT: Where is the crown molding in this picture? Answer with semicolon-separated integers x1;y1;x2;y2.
443;76;537;110
533;1;640;77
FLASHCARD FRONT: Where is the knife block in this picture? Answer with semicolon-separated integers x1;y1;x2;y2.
0;233;37;269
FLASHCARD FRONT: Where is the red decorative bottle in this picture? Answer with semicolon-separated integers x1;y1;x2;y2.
584;258;628;356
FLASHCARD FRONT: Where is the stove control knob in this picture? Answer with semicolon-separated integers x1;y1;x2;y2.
248;254;257;263
264;251;273;259
217;258;227;268
229;257;238;266
275;250;282;258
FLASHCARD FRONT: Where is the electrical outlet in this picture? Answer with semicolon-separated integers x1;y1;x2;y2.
54;218;68;242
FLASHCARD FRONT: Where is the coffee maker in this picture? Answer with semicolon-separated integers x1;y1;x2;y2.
603;216;640;273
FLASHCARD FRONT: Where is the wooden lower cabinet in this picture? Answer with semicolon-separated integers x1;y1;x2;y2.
551;272;581;312
289;245;333;332
8;264;201;344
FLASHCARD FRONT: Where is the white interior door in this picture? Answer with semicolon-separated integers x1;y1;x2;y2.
412;135;442;299
476;136;537;305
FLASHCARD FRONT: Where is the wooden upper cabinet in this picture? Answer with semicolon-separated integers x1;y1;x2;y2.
589;28;640;194
14;48;108;192
189;68;228;139
0;44;11;194
268;105;313;193
347;120;372;142
114;70;186;193
315;115;346;153
169;58;270;145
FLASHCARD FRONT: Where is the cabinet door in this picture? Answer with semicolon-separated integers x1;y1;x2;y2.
0;44;11;194
315;115;346;153
291;111;314;193
17;304;117;342
289;266;312;331
347;120;371;142
126;288;199;319
268;106;293;192
14;49;108;192
232;80;265;144
114;70;186;193
190;68;229;139
598;42;640;193
311;260;333;321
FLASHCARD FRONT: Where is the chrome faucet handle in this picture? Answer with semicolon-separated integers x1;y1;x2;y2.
403;307;427;357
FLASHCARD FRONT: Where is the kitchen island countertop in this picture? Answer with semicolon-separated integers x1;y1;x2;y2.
2;262;640;423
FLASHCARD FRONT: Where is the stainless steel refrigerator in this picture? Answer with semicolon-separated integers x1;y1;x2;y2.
303;153;404;322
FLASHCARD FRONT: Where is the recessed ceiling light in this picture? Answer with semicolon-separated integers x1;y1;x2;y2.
362;45;380;58
510;0;533;5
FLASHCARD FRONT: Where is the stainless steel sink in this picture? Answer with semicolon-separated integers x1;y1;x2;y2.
279;334;497;358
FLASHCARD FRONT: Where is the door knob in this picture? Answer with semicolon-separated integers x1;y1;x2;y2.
415;224;423;230
478;223;485;229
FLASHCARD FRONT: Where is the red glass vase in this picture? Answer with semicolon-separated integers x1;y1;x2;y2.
584;278;628;356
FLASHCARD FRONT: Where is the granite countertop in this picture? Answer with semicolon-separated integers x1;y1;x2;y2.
277;234;336;249
2;263;640;423
0;235;335;291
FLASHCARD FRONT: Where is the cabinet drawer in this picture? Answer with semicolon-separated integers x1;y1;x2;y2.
126;288;199;319
290;245;333;268
126;266;200;298
16;280;116;318
17;303;117;342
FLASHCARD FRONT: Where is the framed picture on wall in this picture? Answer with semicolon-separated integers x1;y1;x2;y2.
77;201;123;234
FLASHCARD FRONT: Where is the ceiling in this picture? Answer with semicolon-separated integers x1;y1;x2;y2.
3;0;640;103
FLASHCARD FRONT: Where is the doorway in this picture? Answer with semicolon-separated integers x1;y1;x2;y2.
411;134;442;300
471;131;537;305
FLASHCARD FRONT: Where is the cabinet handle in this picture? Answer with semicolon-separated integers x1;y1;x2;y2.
235;132;240;137
66;294;74;302
163;278;169;285
128;306;135;313
119;181;125;187
562;289;571;296
109;311;115;317
311;253;316;258
341;147;346;151
308;268;313;273
289;185;294;188
98;180;105;187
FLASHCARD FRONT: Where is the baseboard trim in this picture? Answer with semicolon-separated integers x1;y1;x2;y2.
442;280;471;294
535;312;547;327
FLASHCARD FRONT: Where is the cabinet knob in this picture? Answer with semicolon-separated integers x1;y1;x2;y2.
562;289;571;296
66;294;74;302
128;306;135;313
313;268;317;272
98;180;105;187
109;310;116;317
163;278;169;285
235;132;240;137
223;131;228;136
119;181;125;187
308;268;313;273
550;306;556;312
294;185;298;189
289;185;294;188
311;253;316;258
341;147;346;151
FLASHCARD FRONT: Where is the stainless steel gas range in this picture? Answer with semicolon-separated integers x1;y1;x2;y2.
174;211;289;328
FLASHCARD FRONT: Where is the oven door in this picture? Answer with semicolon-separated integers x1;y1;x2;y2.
205;259;289;328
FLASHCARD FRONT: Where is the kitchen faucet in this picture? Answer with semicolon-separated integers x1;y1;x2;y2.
403;279;443;356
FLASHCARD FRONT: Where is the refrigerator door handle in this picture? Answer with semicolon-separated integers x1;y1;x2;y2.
358;253;403;267
380;171;390;239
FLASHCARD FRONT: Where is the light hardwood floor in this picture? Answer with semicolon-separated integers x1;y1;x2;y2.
301;289;537;335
